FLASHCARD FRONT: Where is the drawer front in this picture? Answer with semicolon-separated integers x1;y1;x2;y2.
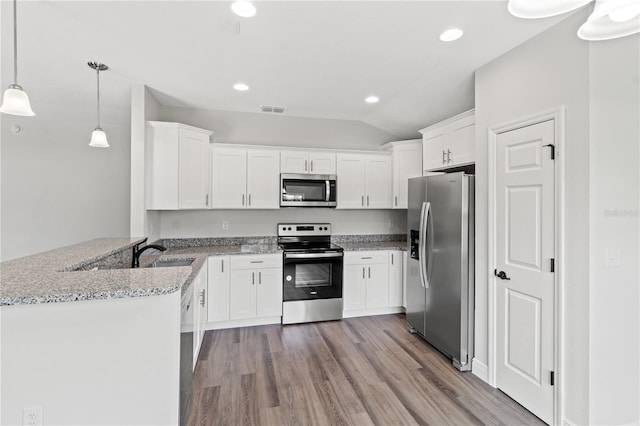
229;253;282;270
344;251;388;265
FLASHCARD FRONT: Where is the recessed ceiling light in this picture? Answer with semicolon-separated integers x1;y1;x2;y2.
233;83;249;91
365;96;379;103
231;1;256;18
439;28;464;42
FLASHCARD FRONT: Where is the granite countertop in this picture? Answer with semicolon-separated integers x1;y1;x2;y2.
338;241;407;251
0;238;283;307
0;234;403;307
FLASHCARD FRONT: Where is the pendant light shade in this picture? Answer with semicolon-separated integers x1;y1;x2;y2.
0;0;35;116
507;0;591;18
0;84;35;116
88;62;109;148
90;128;109;148
578;0;640;40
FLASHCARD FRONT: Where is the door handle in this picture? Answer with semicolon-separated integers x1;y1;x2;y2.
368;267;371;279
248;194;251;206
305;160;308;172
362;267;365;279
259;271;262;284
494;269;511;280
447;149;452;163
242;194;245;206
367;195;370;206
442;150;446;164
362;195;364;207
205;194;209;206
395;196;397;207
252;272;255;285
310;160;314;172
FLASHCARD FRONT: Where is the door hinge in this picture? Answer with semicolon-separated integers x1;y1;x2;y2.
550;371;555;386
544;144;555;160
550;258;555;273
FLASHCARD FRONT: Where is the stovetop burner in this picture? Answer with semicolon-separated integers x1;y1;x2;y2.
277;223;343;253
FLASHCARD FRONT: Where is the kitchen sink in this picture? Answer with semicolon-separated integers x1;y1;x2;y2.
147;259;194;268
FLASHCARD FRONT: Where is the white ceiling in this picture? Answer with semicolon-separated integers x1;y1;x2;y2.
1;1;566;139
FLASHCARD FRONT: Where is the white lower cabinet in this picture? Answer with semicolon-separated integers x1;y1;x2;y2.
388;250;403;308
207;256;230;322
343;251;390;316
228;254;282;321
192;263;208;368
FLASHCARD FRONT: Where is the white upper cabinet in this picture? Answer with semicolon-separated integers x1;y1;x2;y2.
211;147;279;209
390;140;422;209
247;149;280;209
420;109;475;172
146;122;213;210
280;150;336;174
337;153;392;209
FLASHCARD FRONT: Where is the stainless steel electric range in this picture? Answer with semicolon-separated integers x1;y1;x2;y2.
278;223;344;324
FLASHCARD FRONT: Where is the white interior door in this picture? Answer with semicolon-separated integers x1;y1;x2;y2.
495;119;555;424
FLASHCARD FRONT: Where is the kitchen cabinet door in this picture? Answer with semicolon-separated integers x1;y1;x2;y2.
308;151;336;174
256;267;283;318
392;141;422;209
229;269;258;320
211;147;247;208
246;149;280;209
178;128;211;209
365;155;392;209
388;250;403;308
422;127;447;172
365;262;389;309
196;265;208;347
207;256;230;323
146;121;212;210
336;154;366;209
280;150;309;174
343;264;366;311
449;113;475;166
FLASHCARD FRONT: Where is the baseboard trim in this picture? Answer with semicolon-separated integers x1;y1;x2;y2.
205;316;281;330
471;357;489;384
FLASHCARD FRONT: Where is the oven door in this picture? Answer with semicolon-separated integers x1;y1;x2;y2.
283;252;343;301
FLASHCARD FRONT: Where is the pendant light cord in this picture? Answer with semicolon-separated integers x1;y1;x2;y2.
13;0;18;84
96;67;101;128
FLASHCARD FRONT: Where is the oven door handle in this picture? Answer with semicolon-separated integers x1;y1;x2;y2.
284;252;344;259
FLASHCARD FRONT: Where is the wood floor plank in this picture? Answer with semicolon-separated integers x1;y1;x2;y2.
188;314;546;426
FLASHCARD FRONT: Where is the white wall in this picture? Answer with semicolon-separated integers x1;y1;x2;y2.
159;208;406;239
159;105;398;149
475;11;591;425
1;103;131;261
588;34;640;425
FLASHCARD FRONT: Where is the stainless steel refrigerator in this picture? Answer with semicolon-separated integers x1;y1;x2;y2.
406;172;475;371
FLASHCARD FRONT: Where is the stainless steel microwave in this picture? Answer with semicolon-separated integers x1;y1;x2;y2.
280;174;337;207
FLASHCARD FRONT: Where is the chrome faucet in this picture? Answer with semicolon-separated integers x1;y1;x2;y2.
132;243;167;268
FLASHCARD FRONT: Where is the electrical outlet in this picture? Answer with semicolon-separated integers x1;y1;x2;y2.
605;247;621;266
222;221;229;230
23;407;43;426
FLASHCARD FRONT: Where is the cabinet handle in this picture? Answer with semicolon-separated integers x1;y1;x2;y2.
367;195;369;206
310;160;314;172
305;160;308;172
362;267;365;279
200;289;206;307
395;196;397;207
248;194;251;206
205;194;209;206
361;195;364;207
252;272;255;285
259;271;262;284
368;267;371;279
447;149;452;163
361;256;373;259
221;259;224;273
391;253;394;264
242;194;245;206
250;260;264;264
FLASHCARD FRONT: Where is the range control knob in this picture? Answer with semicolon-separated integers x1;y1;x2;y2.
286;275;293;282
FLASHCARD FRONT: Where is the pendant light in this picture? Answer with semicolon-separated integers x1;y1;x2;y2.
0;0;35;116
88;62;109;148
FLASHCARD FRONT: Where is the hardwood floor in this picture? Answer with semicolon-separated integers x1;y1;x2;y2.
187;314;545;426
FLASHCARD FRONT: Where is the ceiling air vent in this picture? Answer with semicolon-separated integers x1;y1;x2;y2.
260;105;287;114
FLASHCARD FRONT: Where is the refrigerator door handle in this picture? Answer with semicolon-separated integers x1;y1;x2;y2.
419;202;431;288
426;201;434;286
